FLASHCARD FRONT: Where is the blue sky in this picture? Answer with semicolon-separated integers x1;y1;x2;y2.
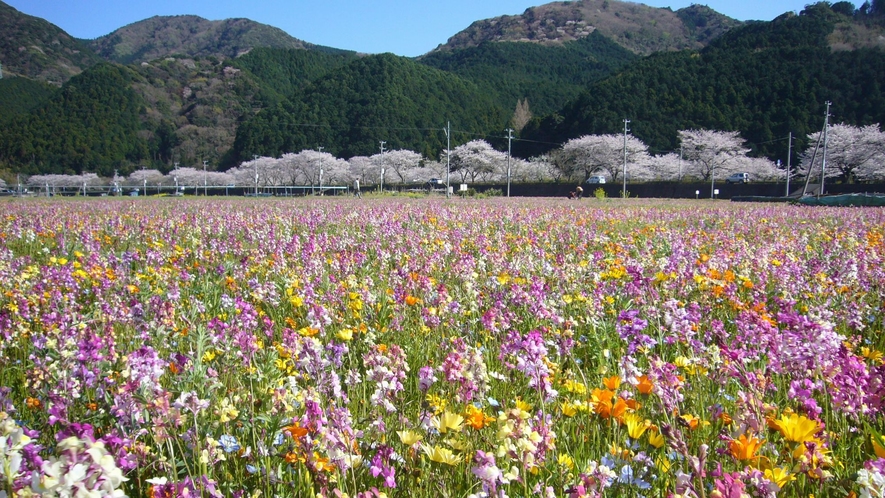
7;0;858;57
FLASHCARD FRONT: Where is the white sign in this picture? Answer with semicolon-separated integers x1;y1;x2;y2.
460;184;468;191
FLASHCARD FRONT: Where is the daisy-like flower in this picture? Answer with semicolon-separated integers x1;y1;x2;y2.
433;411;464;434
636;375;654;395
773;413;820;444
397;430;422;446
623;413;650;440
422;444;461;466
729;433;764;461
647;428;665;449
764;466;796;489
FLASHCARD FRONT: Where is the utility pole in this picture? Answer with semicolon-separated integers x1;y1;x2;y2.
203;160;208;196
253;155;259;196
622;119;630;198
506;128;513;198
785;132;792;197
445;121;451;198
819;101;831;196
379;141;386;193
678;145;683;182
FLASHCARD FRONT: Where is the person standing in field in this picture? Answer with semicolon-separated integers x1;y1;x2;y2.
354;178;362;198
576;186;583;199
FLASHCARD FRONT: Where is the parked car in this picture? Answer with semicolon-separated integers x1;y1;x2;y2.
586;175;607;184
726;172;750;184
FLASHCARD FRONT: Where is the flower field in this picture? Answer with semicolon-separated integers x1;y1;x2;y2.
2;197;885;498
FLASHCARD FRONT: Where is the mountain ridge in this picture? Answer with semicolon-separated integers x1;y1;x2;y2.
87;14;323;65
0;0;100;84
433;0;743;55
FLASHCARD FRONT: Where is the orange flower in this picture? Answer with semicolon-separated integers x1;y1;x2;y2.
168;362;180;375
313;452;337;472
464;405;494;430
729;433;764;461
25;397;42;410
285;422;309;440
603;375;621;390
625;398;641;411
611;398;628;421
405;295;419;306
636;375;654;395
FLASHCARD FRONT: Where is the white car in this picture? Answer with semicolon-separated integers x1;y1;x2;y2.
586;175;606;184
726;172;750;184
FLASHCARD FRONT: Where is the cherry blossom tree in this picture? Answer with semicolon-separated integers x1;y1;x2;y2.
229;156;279;188
645;153;684;181
678;129;750;181
128;170;165;185
347;156;376;184
798;123;885;182
561;134;650;183
374;149;423;184
449;140;508;182
28;173;104;191
280;150;348;186
728;156;785;181
404;160;446;184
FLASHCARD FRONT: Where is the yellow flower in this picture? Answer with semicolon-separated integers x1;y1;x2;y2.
647;429;665;449
433;411;464;434
515;399;533;412
298;327;319;337
557;453;575;470
425;394;446;414
862;347;884;364
336;328;353;342
729;433;764;461
764;466;796;488
422;444;461;465
560;401;578;418
562;379;587;395
623;413;650;440
397;430;422;446
773;413;820;444
215;397;239;423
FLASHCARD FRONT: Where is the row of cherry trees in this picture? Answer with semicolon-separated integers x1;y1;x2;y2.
22;124;885;190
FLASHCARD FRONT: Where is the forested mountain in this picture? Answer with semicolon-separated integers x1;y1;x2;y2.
231;53;508;161
230;47;358;104
87;15;322;65
434;0;741;55
0;63;147;176
0;0;100;84
419;31;637;116
0;77;56;120
519;4;885;163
